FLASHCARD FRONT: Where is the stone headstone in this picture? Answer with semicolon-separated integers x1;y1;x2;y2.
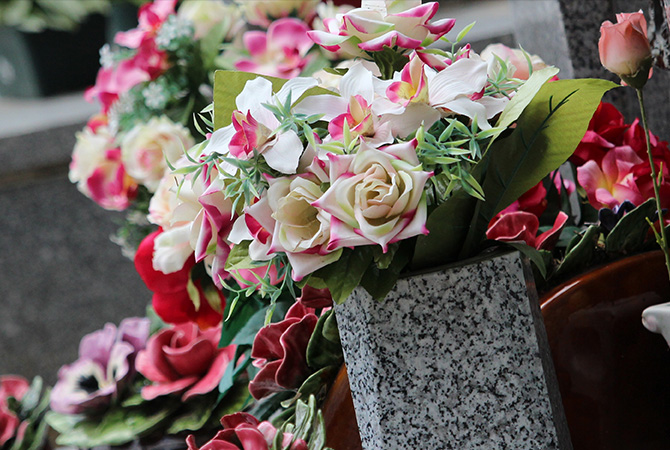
509;0;670;137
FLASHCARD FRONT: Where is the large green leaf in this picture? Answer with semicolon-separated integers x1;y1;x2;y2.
213;70;288;130
305;310;343;371
605;198;657;254
311;248;373;304
461;79;616;259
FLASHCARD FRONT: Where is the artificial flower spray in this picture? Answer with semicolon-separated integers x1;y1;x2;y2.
599;11;670;280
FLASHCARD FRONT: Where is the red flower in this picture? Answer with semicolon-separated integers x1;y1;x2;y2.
0;376;29;446
134;230;224;329
186;412;307;450
136;322;236;401
248;302;318;400
487;211;569;251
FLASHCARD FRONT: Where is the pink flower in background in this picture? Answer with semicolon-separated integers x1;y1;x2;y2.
235;18;314;78
0;376;29;446
308;2;455;59
115;0;177;49
479;43;551;80
249;302;318;400
69;118;138;211
599;11;652;81
577;146;646;210
136;322;236;401
186;412;307;450
239;0;319;28
50;318;150;415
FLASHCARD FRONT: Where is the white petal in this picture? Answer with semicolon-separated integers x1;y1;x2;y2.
276;77;318;106
294;94;348;121
339;62;375;102
153;225;193;274
203;125;234;156
264;130;303;174
236;77;273;113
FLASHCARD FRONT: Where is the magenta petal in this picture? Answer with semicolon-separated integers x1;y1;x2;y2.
249;360;282;400
141;376;198;401
235;426;271;450
275;315;318;389
244;31;268;57
251;319;298;360
486;212;539;247
163;338;216;377
424;17;456;36
136;330;180;383
221;412;261;429
183;346;236;400
536;212;569;251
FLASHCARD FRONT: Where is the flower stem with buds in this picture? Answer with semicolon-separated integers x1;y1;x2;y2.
636;88;670;280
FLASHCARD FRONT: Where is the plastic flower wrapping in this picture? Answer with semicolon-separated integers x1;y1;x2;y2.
28;0;670;448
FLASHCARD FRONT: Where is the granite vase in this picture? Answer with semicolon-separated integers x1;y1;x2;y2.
334;251;572;450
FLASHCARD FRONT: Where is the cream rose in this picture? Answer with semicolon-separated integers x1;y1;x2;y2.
178;0;243;40
314;140;431;252
121;116;194;192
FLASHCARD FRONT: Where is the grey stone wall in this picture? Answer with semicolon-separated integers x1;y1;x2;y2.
509;0;670;139
0;124;149;384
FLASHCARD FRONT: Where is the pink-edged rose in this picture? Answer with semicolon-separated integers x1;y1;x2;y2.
186;412;307;450
314;140;431;253
480;43;550;80
249;302;318;400
599;11;652;84
136;322;236;401
308;2;455;58
69;117;138;211
120;116;195;192
235;18;314;79
0;376;29;446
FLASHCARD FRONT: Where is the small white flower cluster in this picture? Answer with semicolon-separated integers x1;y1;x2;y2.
142;82;168;110
99;44;115;69
156;15;194;49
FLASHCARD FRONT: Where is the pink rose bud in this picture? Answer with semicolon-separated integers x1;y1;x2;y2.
598;11;652;88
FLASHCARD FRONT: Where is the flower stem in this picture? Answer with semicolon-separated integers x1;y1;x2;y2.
636;88;670;280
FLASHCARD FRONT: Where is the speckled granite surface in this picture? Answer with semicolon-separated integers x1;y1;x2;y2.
335;251;571;450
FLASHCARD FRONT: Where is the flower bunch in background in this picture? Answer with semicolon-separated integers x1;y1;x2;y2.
0;376;50;450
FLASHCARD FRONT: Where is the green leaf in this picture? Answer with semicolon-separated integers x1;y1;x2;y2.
46;401;178;447
214;70;288;130
232;298;292;346
495;66;560;132
312;248;373;304
360;239;413;300
306;310;343;371
555;224;602;278
460;78;617;259
605;198;657;254
297;366;338;399
220;294;264;348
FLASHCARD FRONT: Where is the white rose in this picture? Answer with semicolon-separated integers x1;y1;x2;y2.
121;116;194;192
178;0;243;40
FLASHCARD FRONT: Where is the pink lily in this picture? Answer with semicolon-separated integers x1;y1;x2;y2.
235;18;314;79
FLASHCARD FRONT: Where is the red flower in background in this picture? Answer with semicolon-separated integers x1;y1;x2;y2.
0;376;29;446
136;322;236;401
572;102;670;212
186;412;307;450
134;230;223;329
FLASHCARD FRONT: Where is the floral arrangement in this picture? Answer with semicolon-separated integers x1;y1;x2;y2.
0;0;110;32
15;0;670;449
0;376;49;450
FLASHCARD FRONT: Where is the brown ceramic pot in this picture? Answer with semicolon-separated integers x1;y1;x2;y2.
541;250;670;450
322;251;670;449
